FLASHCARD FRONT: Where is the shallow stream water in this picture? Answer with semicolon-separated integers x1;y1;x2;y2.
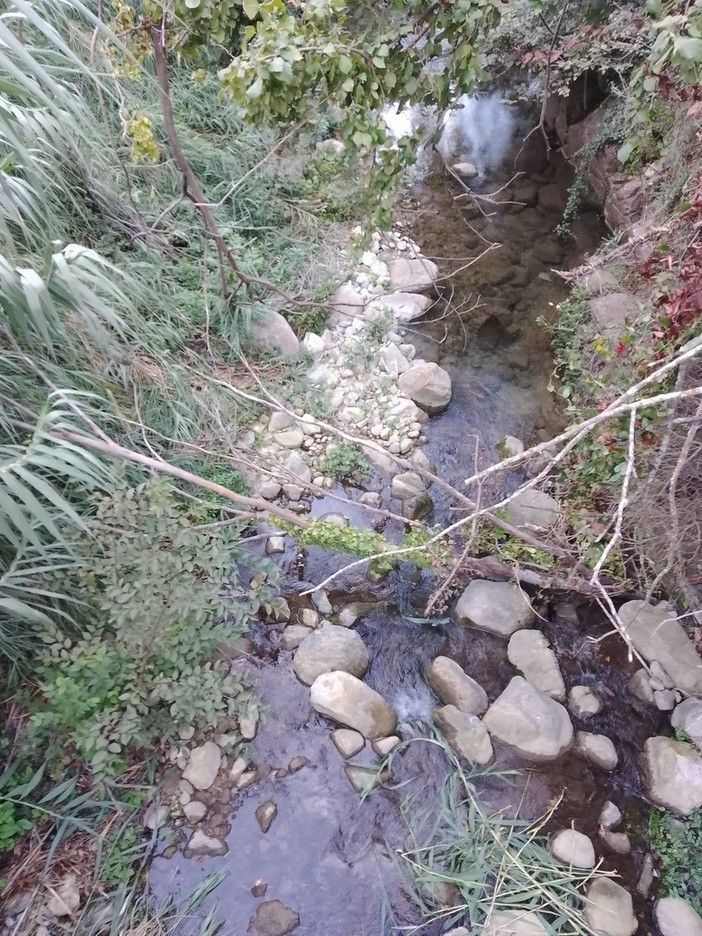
151;95;667;935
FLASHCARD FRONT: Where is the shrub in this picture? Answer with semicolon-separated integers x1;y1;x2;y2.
27;480;274;778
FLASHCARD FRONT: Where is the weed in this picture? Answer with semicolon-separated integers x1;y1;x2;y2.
649;807;702;915
320;442;369;482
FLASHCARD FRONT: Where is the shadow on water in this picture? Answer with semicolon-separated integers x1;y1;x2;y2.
150;94;666;935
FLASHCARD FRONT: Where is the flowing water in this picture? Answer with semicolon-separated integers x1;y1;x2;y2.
151;94;667;935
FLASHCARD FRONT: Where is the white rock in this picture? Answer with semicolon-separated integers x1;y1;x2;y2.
46;874;80;917
507;489;562;531
143;803;170;830
279;624;314;650
601;829;631;854
293;622;369;686
398;362;452;414
381;344;411;374
550;829;596;868
483;909;548;936
310;671;397;738
656;897;702;936
619;600;702;695
482;676;573;762
249;310;300;357
427;656;488;715
372;736;400;757
568;685;602;717
672;698;702;750
265;535;286;555
284;452;312;484
584;879;637;936
299;608;319;628
452;161;478;178
183;801;207;823
507;630;565;700
433;705;493;765
259;480;282;500
366;292;433;324
331;281;368;322
388;257;440;293
331;728;365;758
643;736;702;814
628;669;656;703
182;742;221;791
576;731;618;770
283;483;304;501
454;580;535;637
359;491;381;508
501;435;524;457
302;332;326;357
307;364;337;388
599;800;622;829
185;829;227;857
240;708;259;740
311;590;333;615
268;411;295;432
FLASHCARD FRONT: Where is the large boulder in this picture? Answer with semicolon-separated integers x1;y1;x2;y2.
310;671;397;738
249;310;300;357
672;698;702;751
507;489;562;531
643;736;702;814
507;630;565;700
398;362;452;415
655;898;702;936
366;292;433;324
453;580;535;637
292;623;369;686
388;257;440;293
482;676;573;762
584;880;637;936
427;656;488;715
619;600;702;695
434;705;493;765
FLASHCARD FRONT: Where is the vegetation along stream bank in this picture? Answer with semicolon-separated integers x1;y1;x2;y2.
3;1;702;935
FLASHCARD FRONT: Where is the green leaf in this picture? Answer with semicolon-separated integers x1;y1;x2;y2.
338;54;353;75
243;0;258;19
675;36;702;62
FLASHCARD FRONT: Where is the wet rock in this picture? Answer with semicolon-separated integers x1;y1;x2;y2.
282;484;304;501
628;669;655;704
251;880;269;898
619;600;702;695
273;428;304;449
249;899;300;936
183;801;207;823
434;705;493;765
185;829;227;858
182;742;221;791
363;445;400;476
483;909;548;936
288;755;309;773
359;491;381;508
237;770;257;790
453;580;535;637
372;736;400;757
249;310;300;357
143;803;169;830
549;829;596;868
310;671;397;738
655;689;677;711
344;764;385;794
575;731;618;770
292;622;369;685
507;489;562;531
501;435;524;457
255;801;277;833
507;630;565;701
398;362;452;414
284;452;312;485
229;756;249;783
651;660;675;688
331;728;365;759
391;472;425;500
672;698;702;750
482;677;573;762
568;685;602;717
320;511;349;526
584;879;637;936
388;257;440;293
601;829;631;854
240;708;259;740
265;535;286;555
643;736;702;814
298;608;319;628
599;800;622;829
427;656;488;715
655;897;702;936
279;625;313;650
637;853;655;897
47;874;80;917
366;292;433;324
311;590;333;615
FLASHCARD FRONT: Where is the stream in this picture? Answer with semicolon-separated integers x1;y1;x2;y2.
150;94;668;935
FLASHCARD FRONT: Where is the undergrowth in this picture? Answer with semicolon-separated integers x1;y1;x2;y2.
649;807;702;916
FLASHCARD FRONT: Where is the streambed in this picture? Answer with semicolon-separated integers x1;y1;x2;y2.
150;96;669;935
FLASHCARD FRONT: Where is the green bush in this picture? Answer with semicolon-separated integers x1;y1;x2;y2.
320;442;368;482
649;806;702;914
27;480;274;778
